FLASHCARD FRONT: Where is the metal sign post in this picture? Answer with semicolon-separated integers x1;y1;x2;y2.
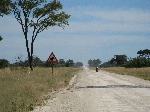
50;57;54;77
52;61;53;75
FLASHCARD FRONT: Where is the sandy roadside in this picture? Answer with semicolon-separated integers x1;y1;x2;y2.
33;67;150;112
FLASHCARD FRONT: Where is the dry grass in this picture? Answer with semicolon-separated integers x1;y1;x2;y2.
99;67;150;81
0;67;81;112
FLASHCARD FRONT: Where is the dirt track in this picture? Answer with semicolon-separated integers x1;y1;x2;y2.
33;67;150;112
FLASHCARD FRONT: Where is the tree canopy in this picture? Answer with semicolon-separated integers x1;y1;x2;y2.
0;0;12;16
0;59;9;68
137;49;150;59
65;59;74;67
110;55;127;66
1;0;70;70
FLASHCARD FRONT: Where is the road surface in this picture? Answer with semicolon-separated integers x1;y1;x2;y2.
33;67;150;112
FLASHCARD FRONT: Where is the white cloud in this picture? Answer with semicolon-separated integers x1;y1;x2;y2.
60;7;150;33
45;20;150;34
84;9;150;23
1;7;150;37
41;8;150;34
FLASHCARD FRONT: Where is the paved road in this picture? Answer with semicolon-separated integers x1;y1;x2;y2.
33;67;150;112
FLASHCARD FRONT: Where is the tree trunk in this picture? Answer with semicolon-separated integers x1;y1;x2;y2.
29;56;33;71
24;34;33;71
24;14;33;71
30;41;34;71
24;30;33;71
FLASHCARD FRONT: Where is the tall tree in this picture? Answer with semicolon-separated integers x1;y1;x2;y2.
10;0;70;70
112;55;127;66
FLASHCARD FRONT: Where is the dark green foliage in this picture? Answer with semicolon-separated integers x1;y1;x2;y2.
125;57;150;68
9;57;78;68
22;56;45;67
100;50;150;68
0;0;12;16
58;59;65;66
110;55;127;66
137;49;150;59
9;55;28;71
88;59;101;67
124;49;150;68
65;59;74;67
0;59;9;68
0;36;3;41
32;56;44;67
10;55;45;71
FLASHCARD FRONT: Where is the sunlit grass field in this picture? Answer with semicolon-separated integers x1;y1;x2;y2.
99;67;150;81
0;67;81;112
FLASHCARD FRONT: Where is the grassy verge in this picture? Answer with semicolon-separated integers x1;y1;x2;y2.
99;67;150;81
0;67;81;112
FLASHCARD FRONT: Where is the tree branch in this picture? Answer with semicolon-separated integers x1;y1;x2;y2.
14;8;25;33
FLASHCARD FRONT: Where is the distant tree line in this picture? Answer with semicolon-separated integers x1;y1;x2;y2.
0;56;83;69
100;54;127;68
99;49;150;68
88;59;101;67
57;59;83;67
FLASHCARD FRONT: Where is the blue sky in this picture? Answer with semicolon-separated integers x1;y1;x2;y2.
0;0;150;65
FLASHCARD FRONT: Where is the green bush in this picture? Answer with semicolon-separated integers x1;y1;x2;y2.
125;57;150;68
0;59;9;68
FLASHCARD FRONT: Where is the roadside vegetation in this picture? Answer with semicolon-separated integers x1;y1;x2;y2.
100;49;150;68
88;49;150;81
99;67;150;81
0;54;83;111
0;67;81;112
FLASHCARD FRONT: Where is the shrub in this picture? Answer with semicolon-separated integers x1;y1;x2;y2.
0;59;9;68
125;57;150;68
